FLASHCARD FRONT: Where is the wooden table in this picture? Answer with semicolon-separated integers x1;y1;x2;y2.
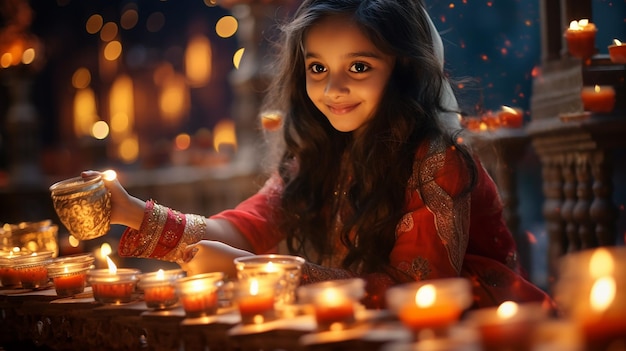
0;286;410;351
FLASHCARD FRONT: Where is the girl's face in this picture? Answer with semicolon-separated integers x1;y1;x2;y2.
303;16;395;133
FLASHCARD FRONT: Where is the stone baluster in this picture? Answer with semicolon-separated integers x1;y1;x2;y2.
541;156;565;283
590;150;617;246
573;152;595;249
560;153;579;253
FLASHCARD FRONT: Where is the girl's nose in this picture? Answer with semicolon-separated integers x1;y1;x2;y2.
324;73;349;98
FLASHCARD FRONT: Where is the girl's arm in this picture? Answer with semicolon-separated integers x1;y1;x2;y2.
81;171;256;270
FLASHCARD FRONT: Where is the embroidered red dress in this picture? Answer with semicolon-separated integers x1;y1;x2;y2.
210;138;552;309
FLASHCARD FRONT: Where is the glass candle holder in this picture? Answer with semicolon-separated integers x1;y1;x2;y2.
386;278;473;339
47;253;95;297
0;250;28;287
298;278;365;332
87;267;141;304
175;272;224;318
138;269;185;309
465;301;548;351
554;247;626;351
12;251;55;289
0;220;59;256
233;254;305;306
234;272;282;325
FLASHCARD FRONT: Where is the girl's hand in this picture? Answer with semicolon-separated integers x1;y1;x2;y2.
81;170;145;229
181;240;253;277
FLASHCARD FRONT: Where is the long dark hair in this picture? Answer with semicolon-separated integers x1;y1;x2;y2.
261;0;477;274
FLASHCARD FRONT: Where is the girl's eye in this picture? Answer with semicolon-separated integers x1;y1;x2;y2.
309;63;326;74
349;62;370;73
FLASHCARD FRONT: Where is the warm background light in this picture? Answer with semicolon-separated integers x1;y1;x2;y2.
86;14;104;34
233;48;244;69
215;16;238;38
185;35;212;87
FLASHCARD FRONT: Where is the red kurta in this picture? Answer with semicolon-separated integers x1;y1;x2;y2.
211;138;553;310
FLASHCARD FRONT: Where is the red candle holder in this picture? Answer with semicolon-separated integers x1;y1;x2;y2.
0;250;28;287
498;106;524;128
555;247;626;351
608;39;626;64
175;272;224;318
12;251;54;289
234;273;281;325
87;268;141;304
297;278;365;331
581;85;616;113
138;268;185;309
386;278;473;339
466;301;548;351
564;19;597;60
47;253;95;297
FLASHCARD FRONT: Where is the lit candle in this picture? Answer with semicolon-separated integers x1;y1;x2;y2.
234;254;305;306
608;39;626;64
87;256;140;304
397;284;462;334
467;301;548;351
236;277;277;325
564;19;597;60
498;106;524;128
298;278;365;332
571;249;626;351
138;268;184;309
53;270;87;296
581;85;616;113
175;272;224;318
47;253;94;297
481;112;501;130
314;288;356;330
386;278;473;340
13;251;54;289
0;249;26;287
260;111;283;131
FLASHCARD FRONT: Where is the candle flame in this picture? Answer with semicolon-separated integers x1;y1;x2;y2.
569;19;590;31
589;248;614;278
264;261;278;272
415;284;436;308
103;170;117;181
496;301;519;319
590;276;615;312
501;105;518;114
249;278;259;296
156;269;165;280
321;288;341;304
189;279;205;293
106;256;117;274
100;243;112;259
614;39;622;46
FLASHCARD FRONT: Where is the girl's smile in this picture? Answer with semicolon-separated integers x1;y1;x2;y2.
303;15;395;133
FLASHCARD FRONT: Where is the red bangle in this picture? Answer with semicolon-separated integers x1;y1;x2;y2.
150;208;186;259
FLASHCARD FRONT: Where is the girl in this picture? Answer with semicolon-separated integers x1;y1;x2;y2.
84;0;552;309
